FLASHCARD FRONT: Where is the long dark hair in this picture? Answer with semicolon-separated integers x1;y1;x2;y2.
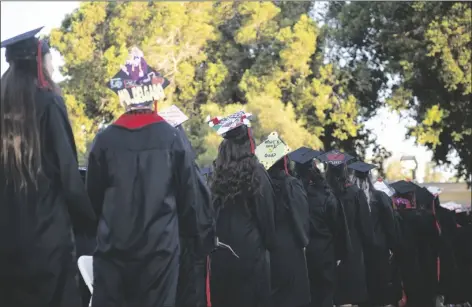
0;51;58;191
351;171;375;206
210;126;260;206
325;163;350;195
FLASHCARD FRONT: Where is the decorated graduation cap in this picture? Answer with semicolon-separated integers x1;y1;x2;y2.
255;132;291;170
288;147;324;166
390;180;418;195
207;110;255;153
107;46;170;111
158;105;189;127
317;149;355;166
1;26;51;88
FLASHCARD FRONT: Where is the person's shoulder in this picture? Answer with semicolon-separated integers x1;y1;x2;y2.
35;89;64;107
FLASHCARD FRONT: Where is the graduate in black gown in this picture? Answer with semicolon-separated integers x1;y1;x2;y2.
289;147;351;307
390;180;439;307
319;150;374;306
208;112;276;307
87;53;213;306
255;133;311;307
174;124;215;307
0;27;97;307
348;162;402;306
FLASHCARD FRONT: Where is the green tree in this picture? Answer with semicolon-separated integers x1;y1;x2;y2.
423;162;444;183
326;1;472;184
50;2;386;166
384;160;409;182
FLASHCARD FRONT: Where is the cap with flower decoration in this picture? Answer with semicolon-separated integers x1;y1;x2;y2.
207;110;255;152
1;26;51;89
107;46;170;111
206;110;252;136
255;132;291;170
317;149;355;166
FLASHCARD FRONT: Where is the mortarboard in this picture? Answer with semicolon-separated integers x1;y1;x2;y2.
1;27;49;62
390;180;418;194
288;146;324;165
206;110;252;137
348;161;377;173
158;105;189;127
415;187;436;210
1;27;51;88
255;131;291;170
317;149;355;166
107;46;170;110
200;167;213;176
207;110;255;153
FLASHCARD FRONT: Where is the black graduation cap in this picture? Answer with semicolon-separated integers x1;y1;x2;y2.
390;180;418;194
200;167;213;176
288;147;323;165
415;187;436;210
317;149;355;166
348;161;377;173
1;27;50;62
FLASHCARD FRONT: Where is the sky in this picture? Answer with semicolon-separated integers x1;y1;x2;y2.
1;1;455;182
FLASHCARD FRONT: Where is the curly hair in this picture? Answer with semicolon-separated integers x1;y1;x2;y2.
210;126;261;207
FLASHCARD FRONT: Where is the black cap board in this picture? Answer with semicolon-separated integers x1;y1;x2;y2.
415;187;436;209
1;27;50;62
348;161;377;173
288;147;323;165
200;167;213;176
317;149;355;166
390;180;418;194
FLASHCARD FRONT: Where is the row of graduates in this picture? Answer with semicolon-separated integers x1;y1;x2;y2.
200;116;472;307
1;27;470;307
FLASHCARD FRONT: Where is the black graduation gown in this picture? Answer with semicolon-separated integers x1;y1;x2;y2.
363;190;402;306
0;90;97;307
210;163;277;307
175;126;215;307
333;185;374;305
305;184;351;307
268;171;310;307
86;112;213;307
395;209;439;307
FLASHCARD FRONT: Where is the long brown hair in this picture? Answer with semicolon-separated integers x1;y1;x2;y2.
0;51;59;192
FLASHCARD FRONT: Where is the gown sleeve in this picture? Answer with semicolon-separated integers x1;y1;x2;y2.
285;177;310;247
356;189;374;248
254;165;277;252
46;98;97;235
86;135;107;218
173;134;214;245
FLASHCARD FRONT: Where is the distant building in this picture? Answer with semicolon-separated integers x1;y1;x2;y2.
423;182;471;206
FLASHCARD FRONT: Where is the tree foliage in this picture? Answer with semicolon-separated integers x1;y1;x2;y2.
50;1;382;166
326;1;472;184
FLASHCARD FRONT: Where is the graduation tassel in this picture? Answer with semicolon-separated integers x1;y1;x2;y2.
36;41;49;89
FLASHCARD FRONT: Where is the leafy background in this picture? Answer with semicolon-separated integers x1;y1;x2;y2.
47;1;471;184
